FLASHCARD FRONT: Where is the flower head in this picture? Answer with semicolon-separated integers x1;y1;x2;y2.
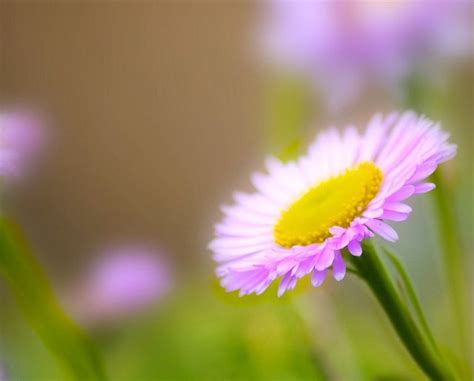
210;112;456;296
0;111;43;178
68;246;172;324
260;0;471;109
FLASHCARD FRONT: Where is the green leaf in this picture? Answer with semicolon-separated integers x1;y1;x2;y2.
0;219;107;381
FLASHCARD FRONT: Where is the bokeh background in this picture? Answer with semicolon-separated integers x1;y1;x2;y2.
0;2;472;380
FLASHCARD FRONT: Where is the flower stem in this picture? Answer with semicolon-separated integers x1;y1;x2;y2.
0;219;107;381
348;241;456;380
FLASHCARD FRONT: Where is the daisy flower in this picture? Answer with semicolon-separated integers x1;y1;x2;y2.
259;0;472;109
210;112;456;296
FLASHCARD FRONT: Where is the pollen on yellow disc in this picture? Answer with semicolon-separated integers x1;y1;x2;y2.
274;161;383;248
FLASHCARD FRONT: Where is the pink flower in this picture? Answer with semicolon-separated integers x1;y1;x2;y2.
0;111;43;178
68;246;171;324
210;111;456;296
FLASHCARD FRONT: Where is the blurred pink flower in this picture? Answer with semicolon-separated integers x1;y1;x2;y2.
68;246;172;325
0;110;43;178
260;0;472;109
0;362;8;381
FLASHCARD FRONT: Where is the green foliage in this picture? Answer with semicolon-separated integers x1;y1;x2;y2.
104;284;326;381
0;219;106;381
348;242;456;380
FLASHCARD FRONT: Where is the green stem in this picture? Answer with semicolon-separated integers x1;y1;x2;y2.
382;247;440;357
431;170;467;353
0;219;107;381
348;241;456;380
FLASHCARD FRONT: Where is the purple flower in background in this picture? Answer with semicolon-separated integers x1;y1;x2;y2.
260;0;472;109
69;246;172;325
0;110;43;178
0;361;8;381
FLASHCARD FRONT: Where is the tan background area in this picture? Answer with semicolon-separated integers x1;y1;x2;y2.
0;2;262;279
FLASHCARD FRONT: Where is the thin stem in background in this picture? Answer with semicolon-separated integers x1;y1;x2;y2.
431;169;469;357
382;247;440;357
404;75;469;363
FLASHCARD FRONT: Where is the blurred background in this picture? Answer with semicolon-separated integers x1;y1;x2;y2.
0;2;472;380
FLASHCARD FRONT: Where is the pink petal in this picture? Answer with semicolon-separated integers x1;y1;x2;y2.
363;208;383;218
215;223;270;237
329;226;345;235
311;269;327;287
381;210;410;222
348;240;362;256
276;259;298;274
209;235;273;250
314;247;335;271
386;185;415;202
413;182;436;194
332;251;346;281
408;162;437;183
365;220;399;242
383;202;412;214
278;272;292;297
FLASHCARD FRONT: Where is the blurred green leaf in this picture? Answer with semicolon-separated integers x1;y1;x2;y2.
0;218;106;381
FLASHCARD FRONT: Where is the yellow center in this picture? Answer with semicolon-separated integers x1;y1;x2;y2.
274;162;383;248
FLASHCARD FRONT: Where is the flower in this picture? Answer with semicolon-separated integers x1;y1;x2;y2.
0;361;8;381
210;112;456;296
67;246;172;324
0;110;43;178
260;0;472;109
